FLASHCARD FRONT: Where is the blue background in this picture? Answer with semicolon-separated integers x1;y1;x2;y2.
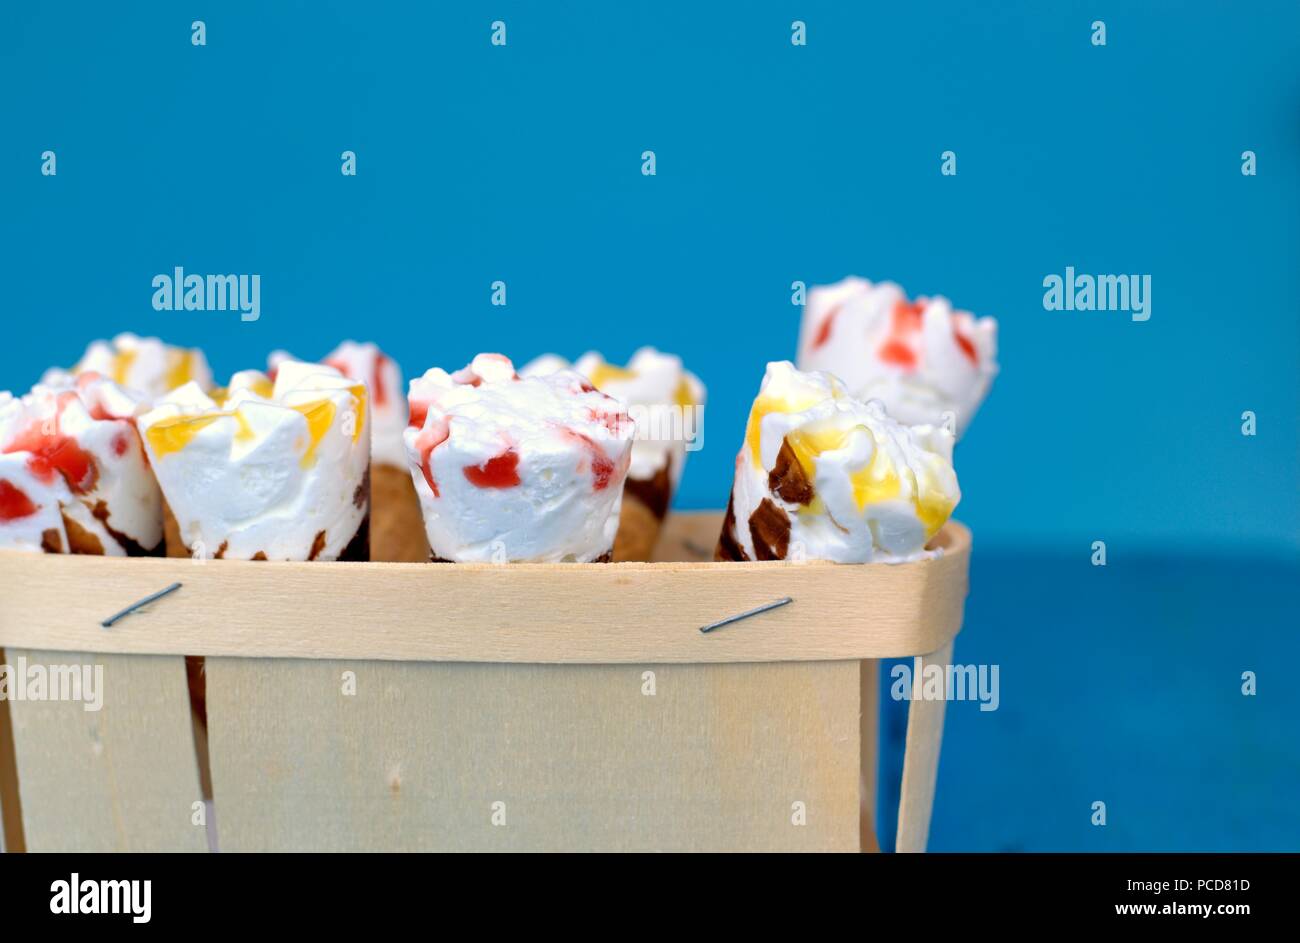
2;2;1296;850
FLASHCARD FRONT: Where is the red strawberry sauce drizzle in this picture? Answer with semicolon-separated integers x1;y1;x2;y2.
811;305;839;350
409;357;521;431
2;392;100;495
953;331;977;363
560;427;616;491
415;417;450;497
410;365;623;497
0;479;39;521
877;298;978;369
373;352;390;407
587;406;629;437
463;448;521;488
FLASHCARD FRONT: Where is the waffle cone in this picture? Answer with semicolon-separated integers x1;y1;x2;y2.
370;463;428;562
612;492;663;562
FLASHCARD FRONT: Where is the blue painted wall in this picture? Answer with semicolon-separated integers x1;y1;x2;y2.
2;2;1296;850
3;1;1295;551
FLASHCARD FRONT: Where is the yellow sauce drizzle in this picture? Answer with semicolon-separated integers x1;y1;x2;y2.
348;384;366;443
768;407;954;536
112;349;137;386
849;446;901;511
589;362;636;389
785;426;847;474
165;349;195;391
745;392;822;469
292;399;336;468
916;493;955;540
145;409;254;459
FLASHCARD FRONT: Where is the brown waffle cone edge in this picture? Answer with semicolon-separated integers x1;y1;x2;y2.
369;462;430;562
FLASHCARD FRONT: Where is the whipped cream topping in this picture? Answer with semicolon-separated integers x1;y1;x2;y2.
723;361;959;563
796;277;997;437
269;341;407;469
404;353;634;562
521;347;706;485
139;361;370;560
0;375;162;555
42;333;213;400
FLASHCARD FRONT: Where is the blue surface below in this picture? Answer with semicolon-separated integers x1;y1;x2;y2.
878;547;1300;851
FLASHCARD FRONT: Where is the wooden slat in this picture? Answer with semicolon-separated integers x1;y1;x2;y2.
0;516;970;664
894;641;954;853
859;659;880;853
207;658;862;852
0;649;23;852
6;650;208;852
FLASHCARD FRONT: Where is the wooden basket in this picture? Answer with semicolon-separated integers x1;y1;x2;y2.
0;511;969;853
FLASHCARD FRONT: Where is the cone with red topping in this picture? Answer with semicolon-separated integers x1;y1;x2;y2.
797;278;997;438
0;376;163;556
522;348;705;561
405;354;634;563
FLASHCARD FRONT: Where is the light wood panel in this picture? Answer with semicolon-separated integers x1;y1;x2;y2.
859;659;880;853
0;516;970;664
894;641;954;853
207;658;862;852
0;510;967;853
6;650;207;852
0;649;22;852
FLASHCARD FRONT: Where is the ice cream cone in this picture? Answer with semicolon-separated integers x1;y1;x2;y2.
161;499;186;558
42;333;212;400
370;462;427;562
717;361;960;564
797;277;997;439
613;492;662;562
269;340;409;561
406;354;634;563
612;459;673;562
521;348;706;562
141;362;370;562
1;377;163;557
714;493;747;561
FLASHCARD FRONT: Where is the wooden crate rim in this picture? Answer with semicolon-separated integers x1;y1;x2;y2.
0;515;970;664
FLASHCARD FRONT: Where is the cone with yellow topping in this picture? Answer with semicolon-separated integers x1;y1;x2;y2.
139;360;372;780
140;362;370;562
717;361;959;563
41;333;212;400
269;342;425;562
